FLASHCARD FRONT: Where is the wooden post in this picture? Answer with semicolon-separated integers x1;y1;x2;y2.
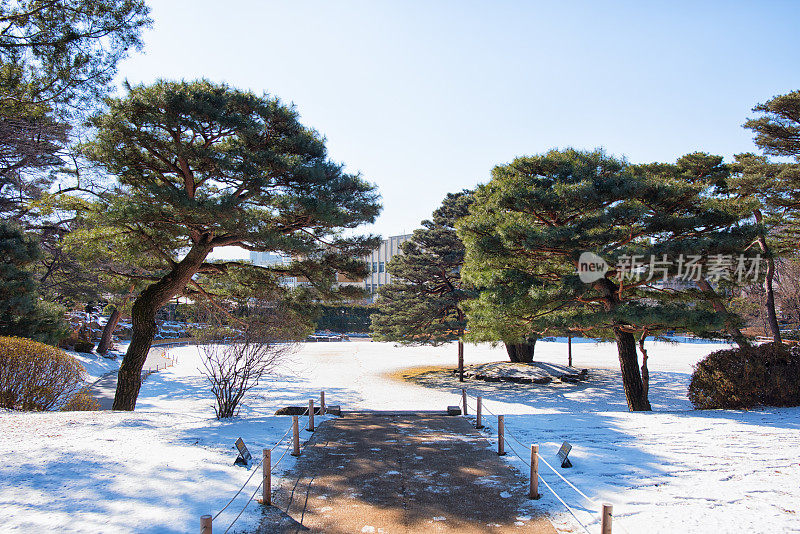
601;503;613;534
462;389;468;416
307;399;315;431
320;390;326;415
200;514;212;534
476;396;483;429
530;444;540;499
259;448;271;505
568;335;573;367
498;415;505;456
291;416;301;456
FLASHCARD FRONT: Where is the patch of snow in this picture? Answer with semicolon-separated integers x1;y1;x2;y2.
2;338;798;534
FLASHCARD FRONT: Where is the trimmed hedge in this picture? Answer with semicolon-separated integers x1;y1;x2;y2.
0;336;87;411
688;342;800;409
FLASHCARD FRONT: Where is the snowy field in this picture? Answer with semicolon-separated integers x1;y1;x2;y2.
1;339;799;533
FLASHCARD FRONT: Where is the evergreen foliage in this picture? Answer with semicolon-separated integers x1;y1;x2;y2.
77;79;381;410
0;222;66;344
458;149;758;411
371;191;474;379
316;305;373;333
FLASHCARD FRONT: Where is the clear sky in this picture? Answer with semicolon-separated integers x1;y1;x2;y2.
117;0;800;243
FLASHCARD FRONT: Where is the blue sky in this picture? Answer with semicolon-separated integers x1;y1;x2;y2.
117;1;800;242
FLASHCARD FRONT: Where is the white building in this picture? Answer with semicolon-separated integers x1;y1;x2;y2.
248;251;306;289
249;234;413;296
362;234;412;295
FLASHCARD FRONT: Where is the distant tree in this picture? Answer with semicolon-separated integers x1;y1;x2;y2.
371;190;540;375
458;149;757;411
316;304;374;333
0;0;151;113
77;79;380;410
744;90;800;160
95;282;137;355
0;0;151;219
0;1;151;341
0;222;66;343
739;90;800;343
371;191;476;380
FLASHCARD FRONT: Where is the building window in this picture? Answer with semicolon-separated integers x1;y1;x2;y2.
379;261;385;273
372;261;378;273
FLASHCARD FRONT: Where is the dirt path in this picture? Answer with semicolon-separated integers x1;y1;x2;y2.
85;349;175;409
257;412;556;533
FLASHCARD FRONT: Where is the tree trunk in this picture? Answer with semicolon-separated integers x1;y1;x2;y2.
592;277;650;411
696;277;751;349
112;242;212;410
615;328;651;411
753;210;781;344
637;334;649;401
457;340;464;382
97;306;121;356
505;342;519;362
764;257;780;343
504;340;536;363
567;335;572;367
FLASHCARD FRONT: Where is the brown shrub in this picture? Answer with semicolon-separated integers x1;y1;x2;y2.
688;342;800;409
61;388;100;411
0;336;86;411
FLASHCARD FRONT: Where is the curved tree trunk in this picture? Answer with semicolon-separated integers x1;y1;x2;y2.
615;328;651;411
97;306;121;356
696;277;751;349
637;333;650;401
753;210;781;344
763;254;781;344
113;242;212;410
504;339;536;363
593;277;650;411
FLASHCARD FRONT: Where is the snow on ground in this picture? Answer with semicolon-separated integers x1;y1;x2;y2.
70;350;120;384
2;338;800;533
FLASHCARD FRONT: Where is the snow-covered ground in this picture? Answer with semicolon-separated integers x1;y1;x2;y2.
1;339;799;533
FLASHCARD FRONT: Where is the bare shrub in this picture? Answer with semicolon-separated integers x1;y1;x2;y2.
0;336;86;410
196;304;299;418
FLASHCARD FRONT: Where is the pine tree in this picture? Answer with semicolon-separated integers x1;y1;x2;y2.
458;149;758;411
371;191;475;380
0;222;66;343
78;80;381;410
739;90;800;343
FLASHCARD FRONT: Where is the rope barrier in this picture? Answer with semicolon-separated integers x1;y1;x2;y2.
536;453;601;507
461;390;626;534
209;405;315;532
490;417;594;534
223;479;263;534
222;439;295;534
212;455;265;521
